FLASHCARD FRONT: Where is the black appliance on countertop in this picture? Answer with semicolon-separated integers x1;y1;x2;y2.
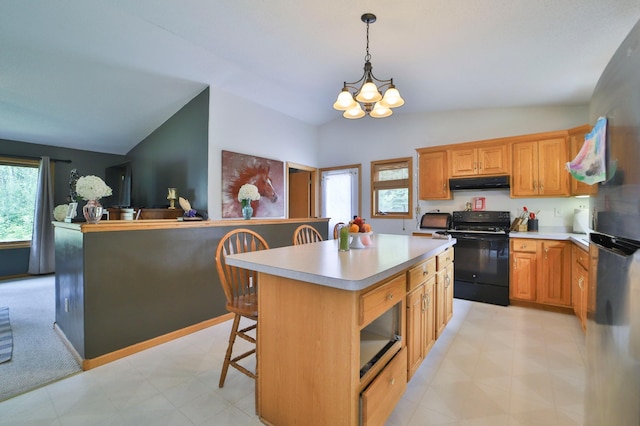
448;211;511;306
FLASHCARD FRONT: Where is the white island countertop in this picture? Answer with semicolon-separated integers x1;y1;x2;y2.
225;233;456;291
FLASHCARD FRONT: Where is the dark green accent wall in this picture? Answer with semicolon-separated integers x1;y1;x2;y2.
0;140;127;277
55;220;328;360
0;87;210;278
127;88;209;216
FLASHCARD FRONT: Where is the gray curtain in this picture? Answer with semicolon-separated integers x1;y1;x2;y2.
28;157;55;274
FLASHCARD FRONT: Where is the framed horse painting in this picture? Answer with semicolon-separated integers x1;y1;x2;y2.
221;150;285;218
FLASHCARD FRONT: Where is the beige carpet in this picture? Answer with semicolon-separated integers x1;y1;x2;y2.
0;275;81;401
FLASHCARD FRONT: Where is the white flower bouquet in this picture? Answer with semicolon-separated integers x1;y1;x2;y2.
237;184;261;206
75;175;113;200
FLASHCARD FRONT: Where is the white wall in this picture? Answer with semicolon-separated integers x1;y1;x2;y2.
318;105;591;234
207;88;319;219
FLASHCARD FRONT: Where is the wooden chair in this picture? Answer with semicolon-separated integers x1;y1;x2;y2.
293;224;323;245
215;229;269;388
333;222;346;239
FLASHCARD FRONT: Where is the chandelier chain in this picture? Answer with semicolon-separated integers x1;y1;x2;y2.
365;20;371;63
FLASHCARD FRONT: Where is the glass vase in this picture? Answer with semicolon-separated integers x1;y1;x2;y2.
242;204;253;220
83;200;103;224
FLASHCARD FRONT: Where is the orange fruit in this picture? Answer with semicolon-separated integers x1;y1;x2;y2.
363;223;371;232
349;224;359;233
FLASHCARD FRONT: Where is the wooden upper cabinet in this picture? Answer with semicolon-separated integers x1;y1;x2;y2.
450;143;509;177
511;137;569;197
568;124;592;196
418;149;451;200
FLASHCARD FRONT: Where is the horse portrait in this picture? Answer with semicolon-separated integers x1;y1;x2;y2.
222;150;285;218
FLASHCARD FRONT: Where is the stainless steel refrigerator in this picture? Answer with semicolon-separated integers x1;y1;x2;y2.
586;18;640;425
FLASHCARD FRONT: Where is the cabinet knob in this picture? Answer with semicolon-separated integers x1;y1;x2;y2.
390;378;396;385
387;293;394;301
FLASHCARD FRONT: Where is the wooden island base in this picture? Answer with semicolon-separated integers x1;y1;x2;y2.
226;234;455;425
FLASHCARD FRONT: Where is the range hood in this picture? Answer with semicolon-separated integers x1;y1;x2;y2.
449;175;510;191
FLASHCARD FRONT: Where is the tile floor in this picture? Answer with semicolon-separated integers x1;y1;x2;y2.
0;299;586;425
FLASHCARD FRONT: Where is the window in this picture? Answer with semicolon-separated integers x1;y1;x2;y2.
320;165;361;235
371;157;412;219
0;157;40;245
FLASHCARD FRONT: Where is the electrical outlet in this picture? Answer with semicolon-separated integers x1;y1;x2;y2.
554;208;562;217
64;297;69;312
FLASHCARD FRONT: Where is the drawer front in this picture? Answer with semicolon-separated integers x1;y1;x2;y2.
511;238;536;253
574;245;589;269
436;246;454;270
360;274;406;327
361;347;407;426
407;257;436;291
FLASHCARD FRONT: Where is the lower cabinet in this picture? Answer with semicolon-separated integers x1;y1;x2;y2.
572;244;589;331
405;246;454;381
510;238;571;308
436;247;454;338
406;278;435;380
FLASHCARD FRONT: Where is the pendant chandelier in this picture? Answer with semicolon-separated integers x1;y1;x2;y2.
333;13;404;119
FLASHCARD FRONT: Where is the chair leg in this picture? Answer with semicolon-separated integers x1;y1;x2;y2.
219;313;241;388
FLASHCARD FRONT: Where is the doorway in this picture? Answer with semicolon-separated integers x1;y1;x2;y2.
320;164;361;236
287;163;318;218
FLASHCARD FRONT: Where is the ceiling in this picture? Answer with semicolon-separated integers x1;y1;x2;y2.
1;1;639;155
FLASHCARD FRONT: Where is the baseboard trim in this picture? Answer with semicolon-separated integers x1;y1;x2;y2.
509;299;574;315
56;313;234;371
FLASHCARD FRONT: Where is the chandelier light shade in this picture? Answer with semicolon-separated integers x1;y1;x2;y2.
333;13;404;119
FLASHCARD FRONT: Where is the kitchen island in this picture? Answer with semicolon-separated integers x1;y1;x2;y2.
226;234;456;426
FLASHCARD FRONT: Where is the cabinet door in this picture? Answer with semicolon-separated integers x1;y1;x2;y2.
435;270;446;338
538;137;569;196
406;285;424;379
443;262;454;324
424;279;436;355
511;141;539;197
510;251;537;301
478;144;508;175
418;151;450;200
450;148;477;177
569;126;592;196
538;241;571;306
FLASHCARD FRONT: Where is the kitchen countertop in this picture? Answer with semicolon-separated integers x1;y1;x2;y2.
412;228;590;249
225;233;456;291
508;230;590;248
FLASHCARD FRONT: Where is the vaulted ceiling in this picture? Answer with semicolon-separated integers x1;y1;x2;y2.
1;1;639;155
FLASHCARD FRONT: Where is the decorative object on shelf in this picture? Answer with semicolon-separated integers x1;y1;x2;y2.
75;175;112;224
333;13;404;119
238;183;261;220
178;197;201;220
53;204;68;221
68;169;79;203
82;200;103;224
167;187;177;209
64;203;78;223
